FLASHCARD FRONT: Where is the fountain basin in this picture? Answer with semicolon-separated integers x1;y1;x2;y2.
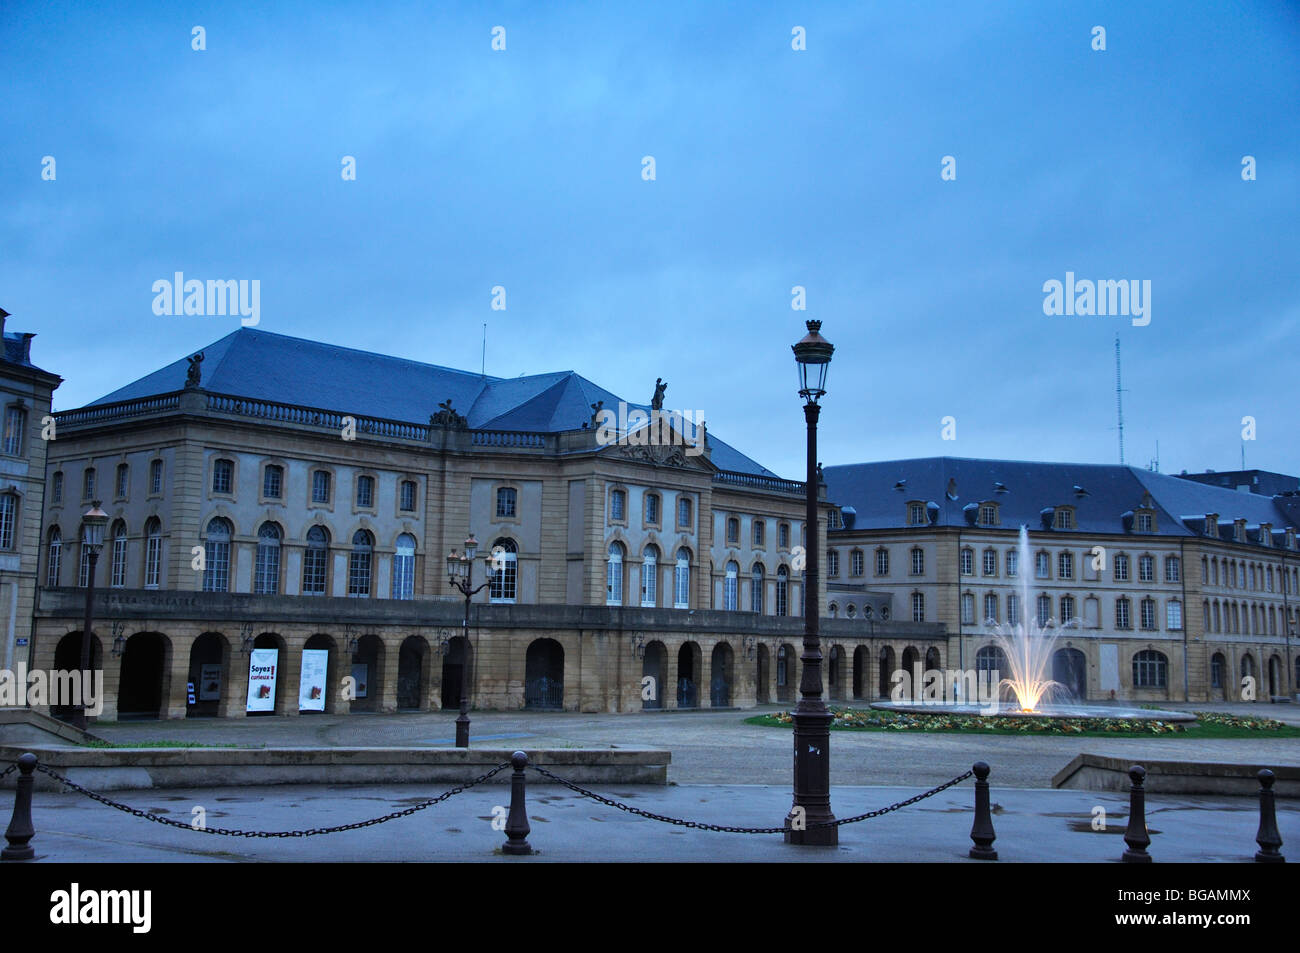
870;701;1196;722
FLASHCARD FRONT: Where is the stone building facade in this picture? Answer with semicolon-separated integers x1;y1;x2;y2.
0;308;62;674
822;458;1300;705
31;328;943;721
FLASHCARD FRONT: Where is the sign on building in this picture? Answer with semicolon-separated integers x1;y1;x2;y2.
246;648;278;712
299;649;328;711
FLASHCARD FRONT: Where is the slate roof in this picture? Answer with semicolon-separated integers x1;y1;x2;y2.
823;457;1299;539
86;328;776;476
1;331;59;379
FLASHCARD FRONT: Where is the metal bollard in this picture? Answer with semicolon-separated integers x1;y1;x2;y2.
1122;765;1152;863
969;761;997;860
1254;769;1285;863
2;753;38;861
502;750;533;856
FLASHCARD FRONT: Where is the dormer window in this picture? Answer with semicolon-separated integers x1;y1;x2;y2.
979;504;998;527
1261;524;1273;547
1054;507;1074;530
1205;514;1219;538
1136;511;1154;533
907;502;926;526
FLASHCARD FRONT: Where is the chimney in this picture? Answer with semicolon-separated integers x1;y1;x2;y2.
0;307;8;340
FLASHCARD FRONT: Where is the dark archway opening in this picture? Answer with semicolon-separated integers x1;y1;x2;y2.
642;640;666;710
119;632;167;719
187;632;228;718
525;638;564;709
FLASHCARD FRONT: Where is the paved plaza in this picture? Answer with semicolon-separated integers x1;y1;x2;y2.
5;701;1293;862
87;701;1300;788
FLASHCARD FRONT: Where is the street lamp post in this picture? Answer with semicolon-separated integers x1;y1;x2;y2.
72;501;108;731
785;320;837;846
446;534;492;748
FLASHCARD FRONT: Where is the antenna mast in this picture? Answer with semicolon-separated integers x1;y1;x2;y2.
481;323;487;377
1114;334;1125;465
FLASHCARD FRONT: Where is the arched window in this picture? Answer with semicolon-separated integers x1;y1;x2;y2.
606;542;624;605
641;546;658;607
724;561;739;611
1132;650;1167;688
254;522;281;594
751;564;765;614
202;518;231;592
490;538;517;603
143;518;162;589
1210;652;1225;688
302;526;329;595
828;602;838;618
348;530;373;597
0;492;16;550
392;533;416;600
674;548;691;609
46;527;61;587
976;645;1007;681
776;565;789;616
109;520;127;588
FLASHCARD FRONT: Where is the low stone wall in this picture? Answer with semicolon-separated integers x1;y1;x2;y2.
1052;753;1300;798
0;746;670;791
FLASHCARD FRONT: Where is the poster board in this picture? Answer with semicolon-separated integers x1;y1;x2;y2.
299;649;329;711
246;648;278;712
199;663;222;701
351;663;369;698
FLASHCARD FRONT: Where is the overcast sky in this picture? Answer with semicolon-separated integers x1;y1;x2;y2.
3;1;1296;481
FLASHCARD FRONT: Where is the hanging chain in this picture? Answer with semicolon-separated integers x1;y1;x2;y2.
21;761;509;838
526;763;974;833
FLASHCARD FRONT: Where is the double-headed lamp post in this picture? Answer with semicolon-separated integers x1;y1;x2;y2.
72;501;108;731
446;533;492;748
785;320;837;846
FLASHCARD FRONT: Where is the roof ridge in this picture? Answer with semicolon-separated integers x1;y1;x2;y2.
230;327;503;382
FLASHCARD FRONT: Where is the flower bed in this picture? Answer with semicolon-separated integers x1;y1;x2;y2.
748;707;1293;736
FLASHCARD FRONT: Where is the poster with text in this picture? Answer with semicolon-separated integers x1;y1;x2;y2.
351;663;368;698
299;649;328;711
246;648;278;712
199;663;222;701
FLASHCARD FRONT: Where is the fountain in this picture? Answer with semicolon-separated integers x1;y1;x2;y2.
872;525;1194;722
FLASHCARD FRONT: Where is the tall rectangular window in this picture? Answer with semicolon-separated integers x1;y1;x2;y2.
2;407;24;456
83;468;95;500
150;459;163;494
212;459;233;494
263;465;283;499
356;475;375;508
144;532;161;588
52;471;63;504
496;487;516;518
400;480;417;511
115;464;129;498
0;494;15;550
911;592;925;622
312;470;331;504
851;550;864;576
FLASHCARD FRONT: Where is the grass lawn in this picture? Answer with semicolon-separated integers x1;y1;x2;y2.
745;708;1300;739
82;740;264;749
